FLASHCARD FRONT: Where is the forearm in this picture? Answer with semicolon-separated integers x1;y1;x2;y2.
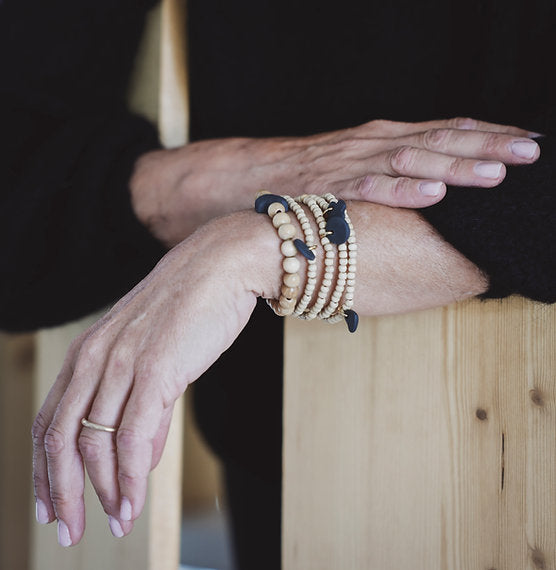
252;200;488;318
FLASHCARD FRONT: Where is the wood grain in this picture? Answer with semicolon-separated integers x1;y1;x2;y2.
283;297;556;570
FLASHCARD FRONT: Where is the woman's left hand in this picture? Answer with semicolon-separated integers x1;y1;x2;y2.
31;212;279;546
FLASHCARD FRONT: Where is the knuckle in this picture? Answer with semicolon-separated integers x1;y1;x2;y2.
354;174;377;199
390;145;418;174
423;128;451;150
450;116;477;130
44;426;67;457
367;119;393;133
480;132;501;155
76;339;102;369
49;489;74;508
448;156;466;178
118;469;141;489
116;427;143;452
31;410;51;442
392;176;413;197
78;432;103;463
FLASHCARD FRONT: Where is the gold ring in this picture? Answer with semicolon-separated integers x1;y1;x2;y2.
81;418;117;433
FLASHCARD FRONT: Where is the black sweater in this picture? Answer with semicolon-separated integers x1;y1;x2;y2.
1;0;555;477
1;0;554;336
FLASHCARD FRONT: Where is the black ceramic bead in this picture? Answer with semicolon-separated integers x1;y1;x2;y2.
294;239;316;260
325;215;350;244
344;309;359;333
326;199;347;219
254;194;289;213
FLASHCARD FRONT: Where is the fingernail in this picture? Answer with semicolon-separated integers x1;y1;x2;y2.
528;131;545;139
108;516;124;538
511;140;538;159
120;497;132;521
474;161;503;179
57;520;72;547
35;499;50;524
419;181;444;197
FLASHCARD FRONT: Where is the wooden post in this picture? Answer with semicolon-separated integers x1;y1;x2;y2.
283;297;556;569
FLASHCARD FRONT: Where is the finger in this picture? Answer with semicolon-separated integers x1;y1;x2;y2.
78;349;135;538
365;117;535;138
31;335;86;527
333;174;447;208
399;128;540;165
117;373;167;524
373;146;507;188
32;371;74;525
43;340;109;546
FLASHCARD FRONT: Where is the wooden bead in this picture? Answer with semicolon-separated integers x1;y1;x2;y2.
268;202;286;216
278;223;296;240
281;239;297;257
272;211;291;227
283;272;301;287
281;285;298;299
283;256;300;273
279;296;296;309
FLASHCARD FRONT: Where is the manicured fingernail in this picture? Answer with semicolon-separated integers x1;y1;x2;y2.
57;520;72;547
35;499;50;524
474;161;503;179
120;497;132;521
528;131;544;138
511;140;538;159
108;516;124;538
419;181;443;197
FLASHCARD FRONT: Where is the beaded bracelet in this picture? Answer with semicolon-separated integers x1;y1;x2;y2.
314;194;348;319
255;191;358;332
255;191;312;316
283;195;318;316
322;193;358;331
295;194;336;320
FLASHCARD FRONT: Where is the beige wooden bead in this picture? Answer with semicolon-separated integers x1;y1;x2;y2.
272;212;291;227
256;189;271;198
283;256;301;273
279;296;297;309
280;239;297;257
267;202;286;216
275;303;294;316
278;223;296;240
283;272;301;287
281;285;299;299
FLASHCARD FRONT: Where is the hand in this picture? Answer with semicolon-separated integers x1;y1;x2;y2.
31;212;280;546
131;117;539;246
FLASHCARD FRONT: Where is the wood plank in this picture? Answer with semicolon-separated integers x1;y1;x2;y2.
0;333;35;570
283;297;556;570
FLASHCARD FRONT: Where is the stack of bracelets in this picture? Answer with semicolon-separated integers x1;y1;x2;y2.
255;191;359;333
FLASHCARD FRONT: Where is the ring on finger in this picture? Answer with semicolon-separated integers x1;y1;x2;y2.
81;418;117;433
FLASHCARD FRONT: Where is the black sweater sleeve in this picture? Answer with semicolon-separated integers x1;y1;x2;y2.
421;135;556;304
0;0;166;333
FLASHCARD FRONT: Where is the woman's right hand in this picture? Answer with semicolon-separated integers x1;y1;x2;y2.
131;117;540;247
